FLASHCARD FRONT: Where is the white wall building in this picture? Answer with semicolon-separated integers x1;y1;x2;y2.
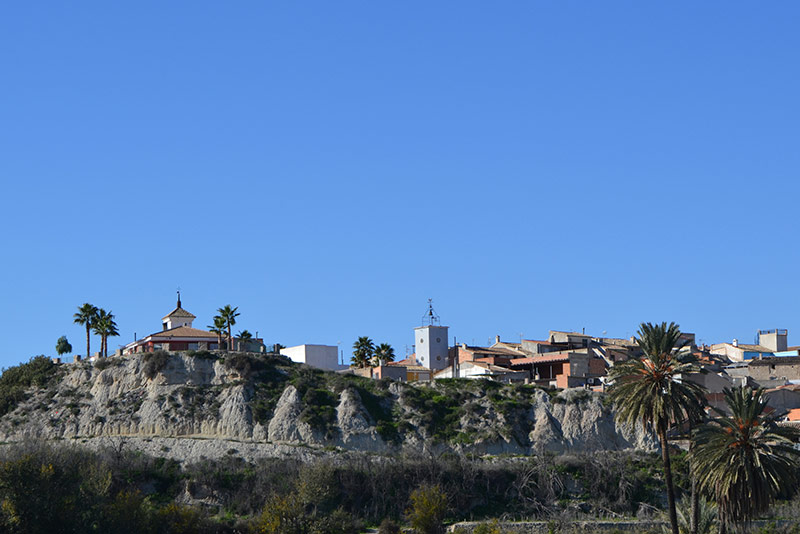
415;325;449;371
280;344;343;371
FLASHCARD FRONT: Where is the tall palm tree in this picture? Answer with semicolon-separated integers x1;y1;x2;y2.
73;303;98;359
351;336;375;369
93;309;119;357
372;342;395;366
608;322;706;534
237;330;253;351
693;387;800;533
217;305;240;352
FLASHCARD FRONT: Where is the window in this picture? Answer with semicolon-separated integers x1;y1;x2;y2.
419;338;424;343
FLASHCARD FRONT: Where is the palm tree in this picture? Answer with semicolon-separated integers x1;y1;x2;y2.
351;336;375;369
693;387;800;533
217;305;240;352
372;343;395;366
55;336;72;357
608;322;706;534
208;316;226;350
73;303;98;359
237;330;253;351
93;309;119;357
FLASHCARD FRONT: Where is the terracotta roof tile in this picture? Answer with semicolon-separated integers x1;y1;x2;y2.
147;326;217;339
162;307;197;320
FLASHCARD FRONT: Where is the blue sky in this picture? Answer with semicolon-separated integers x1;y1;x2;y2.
1;2;799;367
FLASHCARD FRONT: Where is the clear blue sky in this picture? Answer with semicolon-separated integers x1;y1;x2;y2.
2;2;799;367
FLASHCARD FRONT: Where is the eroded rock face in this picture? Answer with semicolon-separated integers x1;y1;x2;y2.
0;353;656;461
334;387;385;452
267;386;317;443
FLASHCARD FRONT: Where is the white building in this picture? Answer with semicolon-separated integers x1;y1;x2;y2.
434;360;527;382
415;324;449;371
280;344;344;371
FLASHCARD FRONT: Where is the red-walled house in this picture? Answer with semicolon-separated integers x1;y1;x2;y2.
123;297;221;354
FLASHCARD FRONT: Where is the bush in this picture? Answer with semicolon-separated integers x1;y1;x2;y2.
143;351;170;380
252;494;306;534
223;354;254;377
378;518;401;534
186;350;217;360
95;358;114;371
473;520;503;534
407;484;448;534
0;356;58;417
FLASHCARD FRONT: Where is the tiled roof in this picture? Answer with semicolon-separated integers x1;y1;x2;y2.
389;356;417;366
147;326;217;339
162;307;197;320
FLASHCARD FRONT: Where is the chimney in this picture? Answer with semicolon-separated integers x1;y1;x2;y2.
495;335;500;344
733;338;738;347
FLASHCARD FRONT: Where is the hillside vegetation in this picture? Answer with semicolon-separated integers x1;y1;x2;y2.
0;351;651;457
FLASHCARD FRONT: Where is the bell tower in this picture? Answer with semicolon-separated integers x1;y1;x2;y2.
414;299;449;371
162;291;196;330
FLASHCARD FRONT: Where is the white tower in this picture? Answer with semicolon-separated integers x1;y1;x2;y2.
161;291;196;330
415;299;449;371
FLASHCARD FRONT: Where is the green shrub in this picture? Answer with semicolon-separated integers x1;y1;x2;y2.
406;484;448;534
186;350;216;360
473;520;504;534
299;388;338;438
142;351;170;379
95;358;113;371
0;356;58;417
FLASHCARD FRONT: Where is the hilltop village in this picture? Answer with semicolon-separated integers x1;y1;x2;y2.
57;297;800;424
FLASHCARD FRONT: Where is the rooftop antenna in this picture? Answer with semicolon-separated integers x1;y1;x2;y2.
422;298;441;326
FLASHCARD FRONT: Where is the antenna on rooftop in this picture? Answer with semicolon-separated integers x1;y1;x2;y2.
422;298;441;326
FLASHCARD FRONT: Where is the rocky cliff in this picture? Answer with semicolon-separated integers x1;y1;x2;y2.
0;352;655;461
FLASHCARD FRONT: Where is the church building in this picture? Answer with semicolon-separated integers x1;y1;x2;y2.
123;295;221;354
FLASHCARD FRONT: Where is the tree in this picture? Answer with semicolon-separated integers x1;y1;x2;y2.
372;343;395;366
73;303;98;359
217;305;240;352
208;316;226;350
237;330;253;351
406;484;447;534
351;337;375;369
693;387;800;533
608;322;706;534
92;309;119;358
55;336;72;357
